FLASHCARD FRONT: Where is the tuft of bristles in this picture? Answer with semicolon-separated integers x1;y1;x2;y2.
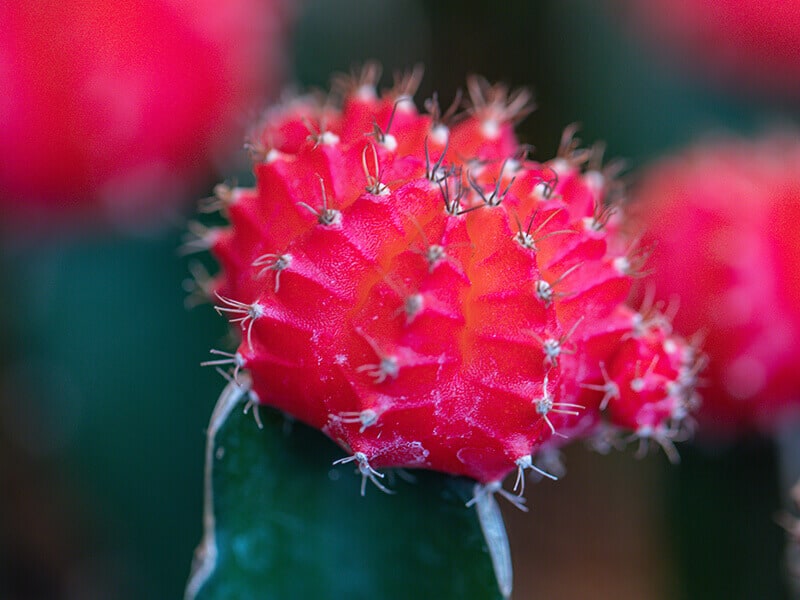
194;65;701;491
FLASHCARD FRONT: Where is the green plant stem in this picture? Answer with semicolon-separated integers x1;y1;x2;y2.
185;377;506;600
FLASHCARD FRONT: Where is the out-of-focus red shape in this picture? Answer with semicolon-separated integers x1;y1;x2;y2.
0;0;291;231
632;135;800;437
618;0;800;98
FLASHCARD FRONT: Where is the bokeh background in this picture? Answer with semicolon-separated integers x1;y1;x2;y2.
1;1;797;598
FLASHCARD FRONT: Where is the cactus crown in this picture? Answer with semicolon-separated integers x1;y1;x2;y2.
193;65;701;492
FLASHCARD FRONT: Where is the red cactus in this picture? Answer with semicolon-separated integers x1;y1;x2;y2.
0;0;290;228
198;66;701;491
632;135;800;436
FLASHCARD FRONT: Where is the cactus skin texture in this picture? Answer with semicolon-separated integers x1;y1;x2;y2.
0;0;289;227
201;66;701;489
632;136;800;437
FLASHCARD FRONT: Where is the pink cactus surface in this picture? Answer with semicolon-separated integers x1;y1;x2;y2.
632;135;800;436
199;67;701;489
0;0;290;227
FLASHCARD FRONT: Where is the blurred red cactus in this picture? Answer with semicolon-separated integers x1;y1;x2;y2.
619;0;800;98
0;0;291;230
632;135;800;436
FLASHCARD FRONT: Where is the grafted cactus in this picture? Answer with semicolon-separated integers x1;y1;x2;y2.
188;65;701;598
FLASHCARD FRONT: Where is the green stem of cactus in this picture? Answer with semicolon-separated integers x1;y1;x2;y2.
186;377;508;600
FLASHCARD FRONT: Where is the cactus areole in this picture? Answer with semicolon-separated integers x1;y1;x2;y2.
200;65;701;490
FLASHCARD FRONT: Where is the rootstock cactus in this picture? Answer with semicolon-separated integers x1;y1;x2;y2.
193;65;701;494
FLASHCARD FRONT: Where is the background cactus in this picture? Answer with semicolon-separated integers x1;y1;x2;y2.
0;0;291;230
630;135;800;594
631;135;800;437
617;0;800;100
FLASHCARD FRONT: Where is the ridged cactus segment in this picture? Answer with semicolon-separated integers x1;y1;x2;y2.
200;66;701;489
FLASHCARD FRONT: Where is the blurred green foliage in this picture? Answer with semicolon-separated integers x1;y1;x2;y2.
1;233;224;599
